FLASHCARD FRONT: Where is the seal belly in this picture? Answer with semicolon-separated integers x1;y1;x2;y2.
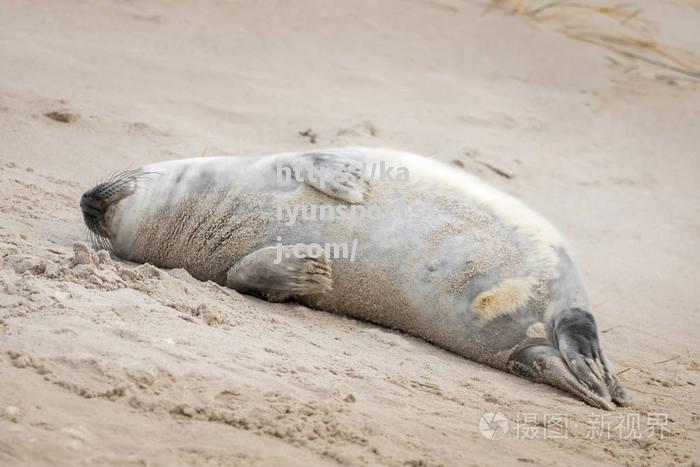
280;180;549;360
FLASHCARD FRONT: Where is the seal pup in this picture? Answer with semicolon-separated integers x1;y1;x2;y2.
80;147;630;409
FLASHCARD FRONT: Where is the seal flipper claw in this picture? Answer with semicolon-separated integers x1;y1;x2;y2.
293;152;369;203
553;308;631;407
508;340;616;410
226;245;333;303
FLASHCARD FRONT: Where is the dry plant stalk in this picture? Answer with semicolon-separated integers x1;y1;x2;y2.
489;0;700;79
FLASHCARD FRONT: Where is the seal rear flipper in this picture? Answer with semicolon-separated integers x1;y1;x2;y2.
226;245;333;303
291;152;370;203
552;308;631;407
508;340;617;410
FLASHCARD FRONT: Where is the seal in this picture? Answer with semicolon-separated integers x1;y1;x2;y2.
81;147;629;409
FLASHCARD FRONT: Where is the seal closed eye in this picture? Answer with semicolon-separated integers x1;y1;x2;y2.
81;147;630;410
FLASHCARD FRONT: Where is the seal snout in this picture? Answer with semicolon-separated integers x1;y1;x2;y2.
81;183;116;238
81;171;142;238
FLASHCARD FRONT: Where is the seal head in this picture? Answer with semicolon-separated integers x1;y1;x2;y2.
80;170;145;251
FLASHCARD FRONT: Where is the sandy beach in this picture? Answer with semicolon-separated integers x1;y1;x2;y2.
1;1;699;465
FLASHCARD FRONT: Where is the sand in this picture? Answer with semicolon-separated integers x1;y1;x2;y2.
1;1;699;465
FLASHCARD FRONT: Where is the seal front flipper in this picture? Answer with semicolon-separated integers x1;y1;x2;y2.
291;152;370;203
226;246;333;303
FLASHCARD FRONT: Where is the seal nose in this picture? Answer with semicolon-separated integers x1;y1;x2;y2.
80;170;143;240
80;184;111;237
